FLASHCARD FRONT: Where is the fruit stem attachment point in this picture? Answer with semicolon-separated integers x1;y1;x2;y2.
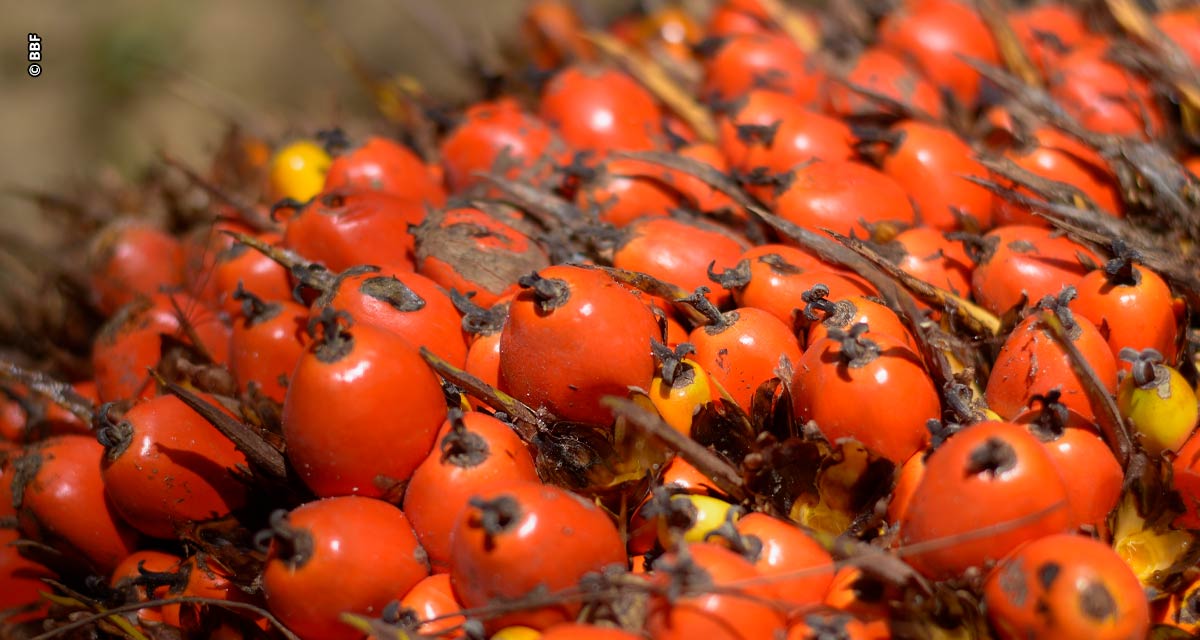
1103;240;1142;287
651;339;696;388
518;272;570;313
677;286;728;329
469;495;520;551
254;509;314;570
828;323;879;368
802;283;840;321
1119;347;1167;390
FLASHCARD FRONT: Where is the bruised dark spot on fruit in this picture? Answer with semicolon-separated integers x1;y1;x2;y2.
964;437;1017;478
1036;561;1060;590
1079;581;1117;621
360;276;426;313
997;557;1028;607
1007;239;1036;254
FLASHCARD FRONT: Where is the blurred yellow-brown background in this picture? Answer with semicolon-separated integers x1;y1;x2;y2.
1;0;628;244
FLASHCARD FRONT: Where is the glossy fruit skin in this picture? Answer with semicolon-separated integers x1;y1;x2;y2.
825;48;944;120
898;421;1073;580
499;265;659;425
702;33;824;104
230;297;310;403
691;306;803;412
403;412;538;572
879;120;994;230
891;227;972;298
1047;42;1164;139
615;217;747;306
727;245;873;330
1008;4;1088;75
414;206;550;308
539;65;663;153
283;190;427;273
0;527;55;622
986;311;1118;422
0;382;94;443
92;293;232;403
983;534;1150;640
210;233;293;316
805;295;916;352
793;329;939;463
1074;263;1177;365
323;136;444;205
1014;402;1122;532
886;451;927;524
450;481;626;631
1156;7;1200;68
771;161;917;239
718;91;855;176
1117;362;1197;456
16;435;140;573
734;512;835;608
327;268;468;368
269;139;331;202
970;225;1098;316
99;394;249;539
647;358;714;436
876;0;999;108
575;157;679;227
645;542;787;640
665;143;741;216
656;494;738;549
262;496;430;640
440;99;564;193
396;573;466;637
992;128;1122;226
283;321;447;498
88;220;186;317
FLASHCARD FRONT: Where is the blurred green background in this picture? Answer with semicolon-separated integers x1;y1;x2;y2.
1;0;629;244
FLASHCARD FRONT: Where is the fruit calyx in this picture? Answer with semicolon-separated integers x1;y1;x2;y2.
255;509;315;571
518;272;570;313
